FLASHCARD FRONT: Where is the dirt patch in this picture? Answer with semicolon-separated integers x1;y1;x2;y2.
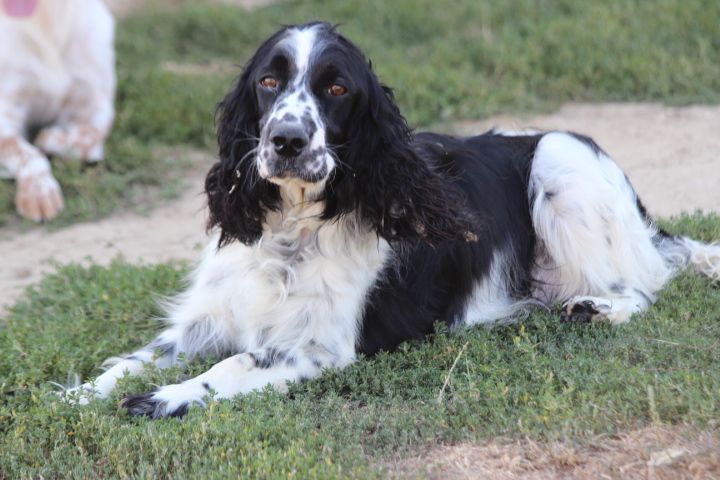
1;103;719;312
0;150;212;312
384;425;719;479
104;0;278;18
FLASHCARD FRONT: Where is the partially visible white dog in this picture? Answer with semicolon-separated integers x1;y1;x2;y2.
0;0;115;222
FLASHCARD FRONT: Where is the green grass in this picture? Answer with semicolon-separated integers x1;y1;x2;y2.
1;0;719;227
1;214;719;478
2;1;720;476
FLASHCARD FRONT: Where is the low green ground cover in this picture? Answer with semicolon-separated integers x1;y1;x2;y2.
1;214;718;478
1;0;718;226
2;1;719;477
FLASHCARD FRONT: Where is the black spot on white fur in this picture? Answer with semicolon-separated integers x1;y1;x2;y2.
301;114;317;136
253;348;286;369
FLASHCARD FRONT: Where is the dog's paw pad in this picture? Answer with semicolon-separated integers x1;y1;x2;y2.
121;391;189;419
560;299;610;323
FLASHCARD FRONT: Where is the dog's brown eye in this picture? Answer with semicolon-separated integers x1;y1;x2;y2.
328;84;348;97
260;76;279;90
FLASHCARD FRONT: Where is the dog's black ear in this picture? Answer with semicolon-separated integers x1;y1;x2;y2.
206;40;281;248
336;67;475;245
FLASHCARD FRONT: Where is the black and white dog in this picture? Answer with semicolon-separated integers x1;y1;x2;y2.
63;22;720;418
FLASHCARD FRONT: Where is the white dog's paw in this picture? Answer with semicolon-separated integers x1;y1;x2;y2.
121;382;209;419
36;125;105;162
16;171;64;222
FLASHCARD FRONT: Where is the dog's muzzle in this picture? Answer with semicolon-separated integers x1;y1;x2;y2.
260;120;330;184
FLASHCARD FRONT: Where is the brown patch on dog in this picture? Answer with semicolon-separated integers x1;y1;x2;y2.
72;124;103;158
0;136;27;168
35;123;104;161
15;172;64;222
2;135;64;221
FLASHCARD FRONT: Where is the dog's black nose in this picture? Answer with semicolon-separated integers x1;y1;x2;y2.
271;126;309;157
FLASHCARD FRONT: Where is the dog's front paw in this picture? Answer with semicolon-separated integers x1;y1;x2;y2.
121;382;208;419
36;125;105;162
16;172;64;222
560;297;612;323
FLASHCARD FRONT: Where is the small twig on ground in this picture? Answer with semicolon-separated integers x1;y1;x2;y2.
437;341;469;404
647;338;682;347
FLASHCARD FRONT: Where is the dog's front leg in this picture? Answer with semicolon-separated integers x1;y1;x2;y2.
121;344;349;419
0;134;64;222
36;0;115;163
61;329;184;405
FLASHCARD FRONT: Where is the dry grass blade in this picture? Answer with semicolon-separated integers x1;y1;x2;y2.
437;341;469;403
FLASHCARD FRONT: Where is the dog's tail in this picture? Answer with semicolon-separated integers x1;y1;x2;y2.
636;196;720;280
653;229;720;281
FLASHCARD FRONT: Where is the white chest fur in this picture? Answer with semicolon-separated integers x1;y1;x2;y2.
170;205;390;364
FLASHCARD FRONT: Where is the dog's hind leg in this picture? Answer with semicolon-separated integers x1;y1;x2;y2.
35;0;115;163
559;289;654;325
528;132;675;323
556;234;720;324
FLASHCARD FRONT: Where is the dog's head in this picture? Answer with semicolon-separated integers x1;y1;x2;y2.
207;22;472;247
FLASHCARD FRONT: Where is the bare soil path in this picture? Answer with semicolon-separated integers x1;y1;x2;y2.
385;425;719;479
1;157;211;312
2;103;719;311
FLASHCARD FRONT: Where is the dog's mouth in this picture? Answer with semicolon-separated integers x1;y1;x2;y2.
270;169;327;185
258;148;333;186
261;151;332;206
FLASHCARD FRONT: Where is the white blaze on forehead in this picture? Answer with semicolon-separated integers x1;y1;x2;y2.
282;25;320;85
257;24;335;187
269;25;324;124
